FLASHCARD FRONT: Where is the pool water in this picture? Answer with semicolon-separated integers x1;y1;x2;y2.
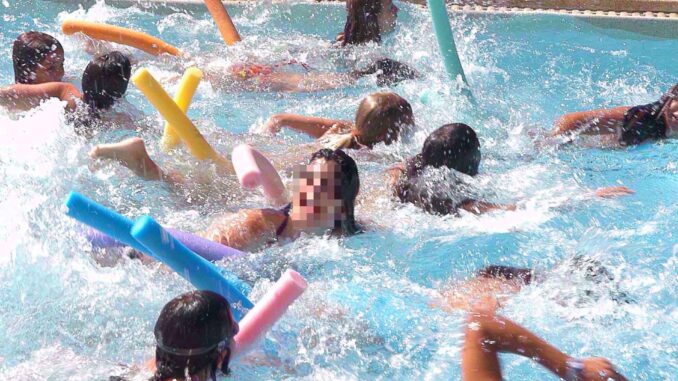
0;0;676;379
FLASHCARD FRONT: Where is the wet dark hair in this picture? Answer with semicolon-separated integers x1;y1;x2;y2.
82;51;131;111
150;291;237;381
619;84;677;146
12;31;63;84
309;148;361;235
407;123;481;178
351;58;419;87
569;255;633;304
395;124;481;215
477;265;533;284
343;0;381;45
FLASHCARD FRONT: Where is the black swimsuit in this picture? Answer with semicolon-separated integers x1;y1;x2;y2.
275;203;292;237
619;100;667;145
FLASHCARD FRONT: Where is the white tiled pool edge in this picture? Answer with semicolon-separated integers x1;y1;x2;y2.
446;4;678;20
108;0;678;20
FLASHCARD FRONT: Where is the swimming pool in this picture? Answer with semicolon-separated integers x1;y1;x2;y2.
0;0;676;379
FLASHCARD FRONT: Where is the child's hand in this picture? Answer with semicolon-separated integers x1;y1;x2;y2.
258;115;283;135
594;186;634;198
580;357;628;381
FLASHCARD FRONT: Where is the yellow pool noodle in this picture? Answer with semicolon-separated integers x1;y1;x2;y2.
131;68;233;171
161;67;203;152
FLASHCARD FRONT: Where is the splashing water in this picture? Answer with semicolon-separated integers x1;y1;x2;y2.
0;1;676;379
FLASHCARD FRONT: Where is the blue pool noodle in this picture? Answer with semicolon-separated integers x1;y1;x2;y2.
428;0;468;86
65;191;154;257
131;215;253;321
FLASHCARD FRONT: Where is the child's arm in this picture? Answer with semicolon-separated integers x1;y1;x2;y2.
261;113;353;138
551;106;629;137
0;82;81;111
463;313;628;381
204;209;283;251
458;199;516;215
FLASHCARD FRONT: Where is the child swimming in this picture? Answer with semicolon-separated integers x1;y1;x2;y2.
204;57;418;93
262;91;414;150
551;84;678;146
391;123;634;215
391;123;514;215
12;31;65;84
336;0;399;45
440;256;633;313
110;290;239;381
0;51;131;121
203;148;361;250
90;146;360;251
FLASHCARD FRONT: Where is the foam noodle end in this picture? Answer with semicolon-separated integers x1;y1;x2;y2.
130;215;161;243
232;269;307;357
131;68;151;87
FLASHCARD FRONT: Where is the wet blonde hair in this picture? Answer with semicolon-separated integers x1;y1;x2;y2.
323;92;414;150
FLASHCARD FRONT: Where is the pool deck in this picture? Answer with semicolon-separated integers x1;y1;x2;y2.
111;0;678;18
449;1;678;13
442;1;678;18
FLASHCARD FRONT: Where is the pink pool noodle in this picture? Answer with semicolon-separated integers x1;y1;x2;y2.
232;144;288;205
232;269;307;358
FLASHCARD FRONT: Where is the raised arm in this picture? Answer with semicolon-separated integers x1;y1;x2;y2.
463;313;628;381
261;112;353;138
551;106;630;137
0;82;81;111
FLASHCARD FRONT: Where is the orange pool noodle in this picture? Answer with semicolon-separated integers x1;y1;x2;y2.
62;20;180;56
204;0;242;46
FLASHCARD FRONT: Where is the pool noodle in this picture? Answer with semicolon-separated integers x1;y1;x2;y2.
86;227;246;262
61;20;180;56
131;68;234;171
64;191;153;257
232;269;307;358
204;0;242;46
162;68;203;152
131;216;253;321
231;144;288;205
427;0;468;86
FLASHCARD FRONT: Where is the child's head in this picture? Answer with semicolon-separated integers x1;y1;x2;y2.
354;92;414;147
82;51;131;111
420;123;481;176
352;58;419;87
343;0;382;45
153;291;238;381
342;0;398;46
12;31;64;84
292;149;361;235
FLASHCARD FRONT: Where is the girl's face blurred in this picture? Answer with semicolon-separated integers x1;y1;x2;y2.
664;99;678;137
378;0;398;34
33;49;64;83
291;160;343;232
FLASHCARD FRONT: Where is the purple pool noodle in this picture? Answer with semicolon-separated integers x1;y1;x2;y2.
86;227;246;262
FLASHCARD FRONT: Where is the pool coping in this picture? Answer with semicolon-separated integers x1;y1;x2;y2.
445;4;678;20
109;0;678;20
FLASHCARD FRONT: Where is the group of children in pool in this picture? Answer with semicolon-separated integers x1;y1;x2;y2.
4;0;667;379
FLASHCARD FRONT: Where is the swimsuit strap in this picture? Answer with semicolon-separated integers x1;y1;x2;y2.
275;203;292;237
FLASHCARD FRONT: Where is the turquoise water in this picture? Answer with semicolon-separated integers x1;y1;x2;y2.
0;0;676;379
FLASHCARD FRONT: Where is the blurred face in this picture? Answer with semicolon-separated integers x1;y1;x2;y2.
378;0;398;34
664;99;678;137
291;160;343;232
33;49;64;83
